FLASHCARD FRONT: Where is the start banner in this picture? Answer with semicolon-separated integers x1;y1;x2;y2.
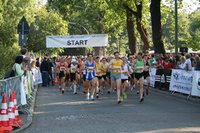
169;69;193;95
46;34;108;48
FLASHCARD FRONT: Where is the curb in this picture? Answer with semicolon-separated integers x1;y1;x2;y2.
150;87;200;104
13;86;38;133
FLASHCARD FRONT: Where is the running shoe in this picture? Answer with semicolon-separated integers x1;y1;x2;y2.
91;95;94;101
86;93;90;100
120;96;124;101
96;93;99;99
117;100;121;104
140;98;144;103
123;93;127;100
61;89;64;94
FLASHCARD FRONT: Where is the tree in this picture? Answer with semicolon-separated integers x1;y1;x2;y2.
0;0;36;77
123;1;150;53
27;8;68;55
189;11;200;50
150;0;166;54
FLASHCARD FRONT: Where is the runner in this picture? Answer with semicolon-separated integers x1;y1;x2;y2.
57;57;68;94
65;57;70;91
121;57;131;102
143;54;150;96
101;57;110;94
109;52;123;104
81;58;87;94
95;56;103;98
69;57;79;94
133;52;145;102
85;53;97;101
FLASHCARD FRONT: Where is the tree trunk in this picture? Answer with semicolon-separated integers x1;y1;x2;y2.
150;0;165;54
135;2;149;53
124;3;149;53
126;8;136;54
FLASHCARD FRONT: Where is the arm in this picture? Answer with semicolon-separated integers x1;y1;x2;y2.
15;64;24;76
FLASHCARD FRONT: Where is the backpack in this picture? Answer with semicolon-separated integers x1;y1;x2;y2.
4;64;16;79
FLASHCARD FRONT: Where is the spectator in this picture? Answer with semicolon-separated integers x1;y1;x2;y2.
157;56;164;69
21;48;28;59
150;54;156;67
14;55;26;76
184;54;192;71
47;58;54;86
178;56;186;69
164;58;174;69
36;58;40;67
194;56;200;71
40;57;50;87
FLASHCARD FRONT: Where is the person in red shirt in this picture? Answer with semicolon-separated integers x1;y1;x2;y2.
57;57;68;94
164;59;174;69
157;57;164;69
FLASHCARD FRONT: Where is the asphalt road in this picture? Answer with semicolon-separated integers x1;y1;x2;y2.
21;86;200;133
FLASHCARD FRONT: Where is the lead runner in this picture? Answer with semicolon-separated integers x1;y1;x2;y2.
109;52;123;104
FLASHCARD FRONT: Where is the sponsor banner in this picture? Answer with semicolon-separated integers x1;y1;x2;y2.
169;69;193;95
191;71;200;96
46;34;108;48
144;68;156;87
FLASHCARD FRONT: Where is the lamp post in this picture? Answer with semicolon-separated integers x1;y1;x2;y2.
68;21;90;55
175;0;178;55
69;22;89;35
74;5;103;56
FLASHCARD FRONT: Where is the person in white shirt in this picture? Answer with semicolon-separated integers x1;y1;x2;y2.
178;56;186;69
184;54;192;71
121;57;131;102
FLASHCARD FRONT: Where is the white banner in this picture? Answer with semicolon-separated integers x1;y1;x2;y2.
144;68;156;87
169;69;193;95
150;68;156;87
20;76;27;105
191;71;200;96
46;34;108;48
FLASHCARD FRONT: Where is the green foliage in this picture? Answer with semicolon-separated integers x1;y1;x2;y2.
0;0;36;46
0;44;20;78
161;2;192;50
27;8;68;55
0;0;36;78
189;11;200;50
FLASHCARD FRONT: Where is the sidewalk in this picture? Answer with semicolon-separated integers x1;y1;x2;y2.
13;87;38;133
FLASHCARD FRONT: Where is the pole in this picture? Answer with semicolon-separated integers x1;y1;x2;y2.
69;22;89;35
22;21;25;46
175;0;178;55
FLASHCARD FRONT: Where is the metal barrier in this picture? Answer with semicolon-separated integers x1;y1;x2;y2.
0;67;41;131
0;76;22;108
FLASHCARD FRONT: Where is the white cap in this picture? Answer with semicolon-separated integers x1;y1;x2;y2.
72;59;77;62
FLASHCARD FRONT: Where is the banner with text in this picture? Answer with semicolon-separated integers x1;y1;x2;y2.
46;34;108;48
191;71;200;97
144;68;156;87
169;69;193;95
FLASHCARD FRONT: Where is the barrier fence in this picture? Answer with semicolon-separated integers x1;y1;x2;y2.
146;68;200;98
0;67;42;132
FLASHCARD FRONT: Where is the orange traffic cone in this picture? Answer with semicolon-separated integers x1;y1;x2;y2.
0;94;12;132
13;91;23;126
8;92;15;127
54;76;58;85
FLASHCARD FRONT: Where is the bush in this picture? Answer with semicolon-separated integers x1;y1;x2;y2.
0;44;20;78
